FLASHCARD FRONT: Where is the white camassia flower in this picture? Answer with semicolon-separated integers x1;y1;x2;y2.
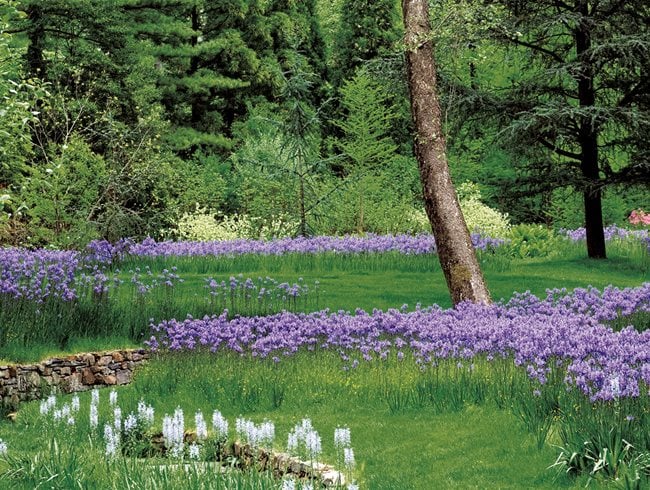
91;388;100;406
258;420;275;448
212;410;229;439
104;424;119;458
90;403;99;429
71;395;80;412
281;479;296;490
305;430;321;459
195;411;208;440
344;447;355;468
334;427;351;448
235;418;275;448
189;443;200;460
124;413;138;432
138;400;155;426
162;407;185;458
287;431;298;452
114;407;122;431
40;396;59;416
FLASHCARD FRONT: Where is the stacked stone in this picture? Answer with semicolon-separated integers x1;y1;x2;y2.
230;441;345;486
0;349;150;409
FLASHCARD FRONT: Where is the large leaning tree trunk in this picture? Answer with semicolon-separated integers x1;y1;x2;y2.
402;0;491;305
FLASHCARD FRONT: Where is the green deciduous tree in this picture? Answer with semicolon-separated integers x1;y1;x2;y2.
0;1;35;188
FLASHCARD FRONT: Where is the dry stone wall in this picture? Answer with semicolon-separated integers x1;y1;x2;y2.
0;349;150;409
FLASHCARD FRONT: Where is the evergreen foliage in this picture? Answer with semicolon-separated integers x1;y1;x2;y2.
336;71;397;172
334;0;401;86
269;0;327;84
129;0;254;155
0;0;647;248
463;0;650;257
335;70;400;232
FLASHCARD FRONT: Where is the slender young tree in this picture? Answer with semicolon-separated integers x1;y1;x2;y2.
335;71;398;232
402;0;491;305
277;58;323;237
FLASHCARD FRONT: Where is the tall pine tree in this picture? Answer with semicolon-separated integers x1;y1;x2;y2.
268;0;326;78
128;0;253;155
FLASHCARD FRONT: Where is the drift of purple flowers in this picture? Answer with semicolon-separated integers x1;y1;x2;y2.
2;227;647;305
0;233;501;304
146;283;650;403
561;225;649;243
92;232;505;260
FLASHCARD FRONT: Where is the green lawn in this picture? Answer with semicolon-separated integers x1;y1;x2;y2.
120;245;648;312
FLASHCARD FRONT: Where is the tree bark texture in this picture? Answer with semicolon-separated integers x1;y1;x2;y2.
26;5;45;78
575;0;606;259
402;0;491;305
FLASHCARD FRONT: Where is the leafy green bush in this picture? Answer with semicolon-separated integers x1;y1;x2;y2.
17;136;107;247
314;169;427;235
505;224;565;258
0;2;45;189
171;152;229;214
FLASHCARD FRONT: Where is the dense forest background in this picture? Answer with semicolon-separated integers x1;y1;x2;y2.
0;0;647;248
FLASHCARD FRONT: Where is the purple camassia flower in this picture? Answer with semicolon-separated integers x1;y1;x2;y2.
0;248;81;302
0;247;124;303
560;225;649;243
147;283;650;403
84;238;134;264
127;233;506;258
